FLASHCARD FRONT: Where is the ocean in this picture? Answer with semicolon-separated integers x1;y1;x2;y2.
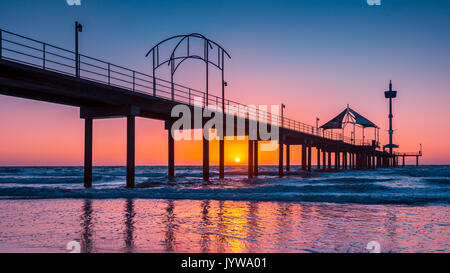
0;165;448;252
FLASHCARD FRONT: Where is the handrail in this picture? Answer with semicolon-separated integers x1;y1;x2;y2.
393;152;422;156
0;28;373;146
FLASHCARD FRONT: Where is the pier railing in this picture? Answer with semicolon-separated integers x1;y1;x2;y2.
0;29;372;146
393;152;422;156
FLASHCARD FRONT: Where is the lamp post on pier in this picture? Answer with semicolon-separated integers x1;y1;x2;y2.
316;117;320;135
75;21;83;77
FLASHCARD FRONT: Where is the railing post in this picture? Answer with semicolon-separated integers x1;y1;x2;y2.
42;43;46;69
0;29;2;60
108;63;110;85
133;71;135;91
188;88;191;105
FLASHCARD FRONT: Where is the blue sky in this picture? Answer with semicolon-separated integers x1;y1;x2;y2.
1;0;450;164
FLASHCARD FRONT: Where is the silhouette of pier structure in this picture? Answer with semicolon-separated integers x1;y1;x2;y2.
0;28;419;188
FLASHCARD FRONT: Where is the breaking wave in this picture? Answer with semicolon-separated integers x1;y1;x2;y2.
0;165;449;205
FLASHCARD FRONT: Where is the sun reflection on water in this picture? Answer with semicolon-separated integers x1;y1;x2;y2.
0;199;448;253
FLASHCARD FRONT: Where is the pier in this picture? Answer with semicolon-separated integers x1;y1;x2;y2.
0;28;420;188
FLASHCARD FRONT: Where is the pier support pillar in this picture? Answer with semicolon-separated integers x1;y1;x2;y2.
168;129;175;178
126;115;135;188
344;151;348;170
403;155;405;167
301;143;307;170
358;153;363;169
328;152;332;170
339;151;342;169
203;130;210;181
278;141;284;177
344;152;348;170
322;149;326;170
363;153;367;169
317;147;321;170
84;118;93;188
248;140;254;179
350;153;353;169
356;153;359;169
219;139;225;179
203;130;209;181
416;156;419;167
254;140;259;176
286;145;290;172
335;151;339;170
307;143;312;172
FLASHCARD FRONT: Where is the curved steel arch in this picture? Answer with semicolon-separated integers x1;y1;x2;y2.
150;55;223;72
145;33;231;60
145;33;231;107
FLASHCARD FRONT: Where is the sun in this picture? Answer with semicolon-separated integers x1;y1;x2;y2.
235;157;241;163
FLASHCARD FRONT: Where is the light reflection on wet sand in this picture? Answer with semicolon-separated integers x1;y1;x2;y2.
0;199;448;253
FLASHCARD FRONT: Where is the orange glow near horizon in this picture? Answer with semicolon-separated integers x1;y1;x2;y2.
1;0;450;167
0;88;449;166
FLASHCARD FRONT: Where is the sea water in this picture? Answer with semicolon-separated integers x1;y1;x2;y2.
0;165;448;252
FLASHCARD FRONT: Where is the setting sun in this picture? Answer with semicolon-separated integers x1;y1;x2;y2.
235;157;241;163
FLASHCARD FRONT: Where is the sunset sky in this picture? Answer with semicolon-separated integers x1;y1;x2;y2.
0;0;449;166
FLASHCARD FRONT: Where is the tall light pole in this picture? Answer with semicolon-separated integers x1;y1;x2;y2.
279;104;286;177
352;123;356;144
219;49;227;179
384;80;398;154
316;117;320;135
75;21;83;77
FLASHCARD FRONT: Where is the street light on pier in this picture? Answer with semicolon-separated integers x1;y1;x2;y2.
383;80;399;154
316;117;320;135
75;21;83;78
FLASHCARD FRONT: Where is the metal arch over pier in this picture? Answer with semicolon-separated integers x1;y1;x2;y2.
0;28;417;188
145;33;231;180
